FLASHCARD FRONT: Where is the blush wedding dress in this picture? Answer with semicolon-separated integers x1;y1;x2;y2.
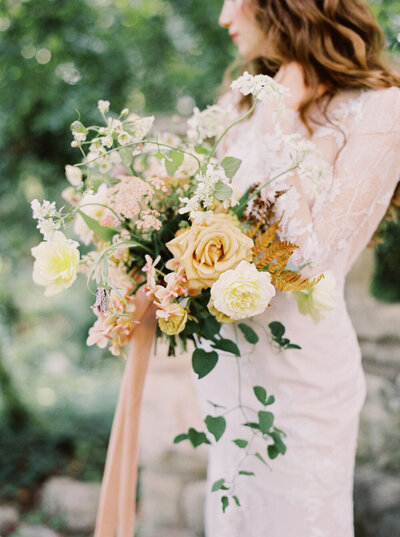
195;85;400;537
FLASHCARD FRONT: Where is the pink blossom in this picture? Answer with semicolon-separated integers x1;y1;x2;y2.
136;209;162;231
109;175;154;219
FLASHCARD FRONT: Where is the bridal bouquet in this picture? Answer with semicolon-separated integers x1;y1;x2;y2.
31;72;335;513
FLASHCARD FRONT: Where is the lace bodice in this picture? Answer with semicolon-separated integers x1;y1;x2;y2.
220;87;400;282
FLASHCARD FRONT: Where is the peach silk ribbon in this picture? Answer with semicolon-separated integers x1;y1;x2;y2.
94;288;156;537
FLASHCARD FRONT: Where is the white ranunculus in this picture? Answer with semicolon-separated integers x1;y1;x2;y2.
65;164;82;186
211;261;276;320
293;270;337;323
74;184;109;245
32;231;80;296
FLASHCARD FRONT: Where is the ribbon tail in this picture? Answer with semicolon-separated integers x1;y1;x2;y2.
94;300;156;537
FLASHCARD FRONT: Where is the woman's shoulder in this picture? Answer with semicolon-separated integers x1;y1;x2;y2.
323;86;400;136
332;86;400;119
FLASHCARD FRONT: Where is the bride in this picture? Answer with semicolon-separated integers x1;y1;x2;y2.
195;1;400;536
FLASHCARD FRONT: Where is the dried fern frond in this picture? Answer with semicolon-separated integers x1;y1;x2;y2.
253;219;282;257
256;240;297;269
268;269;323;293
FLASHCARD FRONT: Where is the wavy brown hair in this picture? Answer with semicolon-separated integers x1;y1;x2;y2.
221;0;400;232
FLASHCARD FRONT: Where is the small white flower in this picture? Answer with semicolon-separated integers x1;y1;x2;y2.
31;199;57;220
32;231;80;296
187;105;234;144
98;100;110;114
101;135;114;148
37;219;60;240
292;270;337;323
211;261;276;320
65;165;83;186
118;132;132;146
231;71;290;104
190;210;214;224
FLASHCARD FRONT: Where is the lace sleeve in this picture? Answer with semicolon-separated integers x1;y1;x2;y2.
261;87;400;276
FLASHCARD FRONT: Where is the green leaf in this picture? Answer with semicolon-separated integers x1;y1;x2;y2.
205;415;226;442
154;151;166;159
243;422;260;430
267;444;280;459
188;428;211;448
233;439;248;449
195;144;210;155
238;324;259;344
221;156;242;179
77;210;118;242
212;338;240;356
212;478;226;492
165;149;184;176
258;411;274;434
221;495;229;513
192;349;219;379
268;321;285;339
286;343;302;350
214;180;233;201
238;470;255;476
255;452;269;467
253;386;267;405
266;395;275;406
233;495;241;507
173;433;188;444
269;431;287;455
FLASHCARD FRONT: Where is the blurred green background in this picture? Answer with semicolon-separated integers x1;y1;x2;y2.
0;0;399;514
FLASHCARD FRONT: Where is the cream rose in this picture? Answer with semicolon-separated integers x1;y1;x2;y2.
211;260;276;320
292;270;337;323
32;231;80;296
166;214;253;290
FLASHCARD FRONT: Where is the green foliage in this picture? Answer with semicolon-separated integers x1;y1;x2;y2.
0;407;111;502
268;321;302;350
192;348;219;379
238;323;259;344
371;220;400;302
205;415;226;441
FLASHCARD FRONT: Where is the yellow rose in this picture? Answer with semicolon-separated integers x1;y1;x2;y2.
166;214;253;290
31;231;80;297
207;298;235;324
158;304;188;335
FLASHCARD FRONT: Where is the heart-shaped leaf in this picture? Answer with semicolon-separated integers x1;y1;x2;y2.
214;180;233;201
221;156;242;179
269;321;285;339
212;338;240;356
258;411;274;434
188;428;211;448
253;386;267;405
205;415;226;442
192;349;219;379
238;324;259;344
165;149;184;176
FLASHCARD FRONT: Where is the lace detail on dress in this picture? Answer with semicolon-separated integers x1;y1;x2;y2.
221;86;400;275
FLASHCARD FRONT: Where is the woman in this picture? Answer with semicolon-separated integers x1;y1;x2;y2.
195;1;400;536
